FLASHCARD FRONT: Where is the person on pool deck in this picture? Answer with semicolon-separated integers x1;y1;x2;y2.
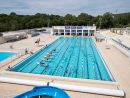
30;51;34;54
8;66;11;69
25;48;28;54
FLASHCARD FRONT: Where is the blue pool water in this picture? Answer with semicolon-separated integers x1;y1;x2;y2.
0;52;16;62
10;37;113;81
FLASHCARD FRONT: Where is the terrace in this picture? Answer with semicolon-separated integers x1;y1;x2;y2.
0;32;130;98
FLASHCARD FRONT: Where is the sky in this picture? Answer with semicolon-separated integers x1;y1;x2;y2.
0;0;130;16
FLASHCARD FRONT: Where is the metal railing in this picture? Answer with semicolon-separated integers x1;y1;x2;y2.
111;38;130;59
111;38;130;51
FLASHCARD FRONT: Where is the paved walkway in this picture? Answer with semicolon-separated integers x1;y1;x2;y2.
0;82;120;98
0;33;58;52
96;40;130;98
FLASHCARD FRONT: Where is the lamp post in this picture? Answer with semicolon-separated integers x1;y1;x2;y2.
99;17;102;29
115;9;118;25
47;19;50;28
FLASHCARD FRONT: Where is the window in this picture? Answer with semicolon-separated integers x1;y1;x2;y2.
65;30;70;33
83;30;88;33
77;30;82;33
53;29;58;33
71;30;76;32
59;29;64;33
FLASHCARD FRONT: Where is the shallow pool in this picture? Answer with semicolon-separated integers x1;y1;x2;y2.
0;52;16;62
10;37;113;81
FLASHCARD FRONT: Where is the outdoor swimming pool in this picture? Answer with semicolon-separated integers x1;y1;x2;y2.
0;52;16;62
10;37;113;81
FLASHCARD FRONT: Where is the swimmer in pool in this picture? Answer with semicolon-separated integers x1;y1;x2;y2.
44;56;50;60
54;49;56;51
37;62;48;66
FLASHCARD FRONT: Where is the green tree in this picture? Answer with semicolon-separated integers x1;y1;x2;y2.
10;12;17;16
101;12;114;28
77;13;93;26
0;12;130;32
9;20;18;31
64;14;77;25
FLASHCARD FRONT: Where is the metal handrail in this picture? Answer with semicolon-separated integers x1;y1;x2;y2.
111;38;130;51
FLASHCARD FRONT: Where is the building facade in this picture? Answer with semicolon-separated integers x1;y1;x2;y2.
0;31;28;44
124;27;130;37
51;26;96;36
110;27;130;37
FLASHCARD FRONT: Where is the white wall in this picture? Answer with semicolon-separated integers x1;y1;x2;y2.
52;26;96;36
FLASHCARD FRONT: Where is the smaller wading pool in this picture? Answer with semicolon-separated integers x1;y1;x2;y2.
0;52;16;62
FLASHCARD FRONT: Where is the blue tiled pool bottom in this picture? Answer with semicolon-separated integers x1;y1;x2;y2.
11;37;112;81
0;52;16;62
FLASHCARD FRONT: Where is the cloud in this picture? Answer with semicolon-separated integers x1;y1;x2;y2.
0;0;130;16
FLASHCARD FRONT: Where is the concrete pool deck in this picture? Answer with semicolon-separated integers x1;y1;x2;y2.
0;33;130;98
0;82;120;98
95;40;130;98
0;33;59;53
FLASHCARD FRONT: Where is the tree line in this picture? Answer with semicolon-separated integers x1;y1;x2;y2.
0;12;130;32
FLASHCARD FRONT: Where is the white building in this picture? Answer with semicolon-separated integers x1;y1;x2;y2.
124;27;130;37
111;27;130;37
51;25;96;36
